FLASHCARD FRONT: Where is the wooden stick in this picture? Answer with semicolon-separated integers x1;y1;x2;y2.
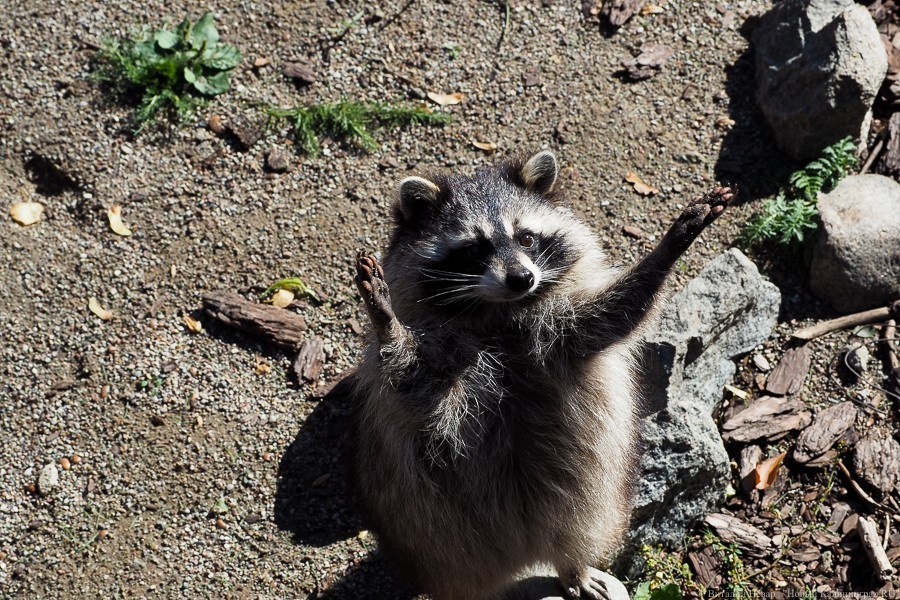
791;306;891;341
202;291;307;350
837;460;887;511
858;516;895;581
861;136;886;175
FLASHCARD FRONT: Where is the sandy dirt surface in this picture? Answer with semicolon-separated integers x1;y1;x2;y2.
2;0;867;597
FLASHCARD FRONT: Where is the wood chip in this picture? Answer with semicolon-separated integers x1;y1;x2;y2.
792;545;821;563
721;396;812;443
226;119;265;151
858;516;896;580
827;502;851;532
107;205;133;237
793;401;859;464
202;291;307;351
765;345;811;395
253;57;270;68
620;43;673;81
853;426;900;496
472;140;497;153
687;546;722;588
282;61;316;84
739;445;763;494
876;111;900;178
704;513;773;555
291;336;326;383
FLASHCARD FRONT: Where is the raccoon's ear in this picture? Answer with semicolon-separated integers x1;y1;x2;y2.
396;176;441;223
520;150;558;195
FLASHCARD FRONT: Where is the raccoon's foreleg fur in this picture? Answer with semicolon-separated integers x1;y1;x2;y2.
570;185;732;354
354;252;418;378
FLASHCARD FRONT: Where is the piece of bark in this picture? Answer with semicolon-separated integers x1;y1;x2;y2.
620;43;673;81
292;336;326;383
793;402;858;464
687;546;722;589
721;396;812;443
877;112;900;178
202;291;307;350
827;502;851;533
282;61;316;84
883;319;900;390
766;345;811;396
792;545;821;563
601;0;648;29
739;445;763;494
858;516;896;580
311;366;357;399
791;306;891;341
853;426;900;495
704;513;773;555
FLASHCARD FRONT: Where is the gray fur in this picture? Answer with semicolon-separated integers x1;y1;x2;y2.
350;152;731;600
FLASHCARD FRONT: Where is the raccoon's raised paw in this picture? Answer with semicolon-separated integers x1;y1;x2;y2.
355;252;395;334
664;185;734;256
561;568;610;600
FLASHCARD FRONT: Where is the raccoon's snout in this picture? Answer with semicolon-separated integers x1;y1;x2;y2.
505;269;535;293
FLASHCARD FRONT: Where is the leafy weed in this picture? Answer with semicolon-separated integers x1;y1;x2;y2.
95;12;241;134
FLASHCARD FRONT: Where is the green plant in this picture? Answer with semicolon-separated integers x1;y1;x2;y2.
442;41;462;59
261;277;320;302
96;12;241;134
741;137;858;246
267;100;450;156
636;544;697;597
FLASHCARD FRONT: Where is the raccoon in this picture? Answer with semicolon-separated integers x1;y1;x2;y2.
349;150;731;600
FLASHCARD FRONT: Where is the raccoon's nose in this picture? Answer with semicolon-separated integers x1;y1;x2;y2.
506;269;535;293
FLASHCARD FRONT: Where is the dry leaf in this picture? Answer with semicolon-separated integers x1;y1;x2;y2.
88;297;113;321
724;384;749;400
754;452;786;490
255;356;272;375
271;289;295;308
716;116;736;129
107;205;133;237
10;201;44;226
183;315;202;333
473;140;497;153
641;3;665;14
427;91;464;106
625;171;659;196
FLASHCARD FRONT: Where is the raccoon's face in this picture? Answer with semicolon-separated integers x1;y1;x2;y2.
388;151;580;307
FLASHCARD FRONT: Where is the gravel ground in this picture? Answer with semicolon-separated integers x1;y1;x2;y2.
0;0;853;597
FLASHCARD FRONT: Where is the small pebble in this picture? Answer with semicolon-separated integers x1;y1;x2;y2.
71;454;81;465
215;518;227;529
37;463;59;496
59;457;71;471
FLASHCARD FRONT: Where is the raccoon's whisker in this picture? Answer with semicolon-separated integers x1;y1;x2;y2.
417;285;479;304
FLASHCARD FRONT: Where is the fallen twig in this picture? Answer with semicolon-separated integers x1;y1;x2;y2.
837;459;888;512
860;136;886;175
791;306;891;341
858;515;895;581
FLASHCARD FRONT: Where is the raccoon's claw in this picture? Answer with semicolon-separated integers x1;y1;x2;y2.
663;184;734;258
355;252;395;335
561;568;610;600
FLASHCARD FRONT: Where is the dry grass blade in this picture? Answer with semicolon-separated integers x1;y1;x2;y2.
427;92;464;106
625;171;659;195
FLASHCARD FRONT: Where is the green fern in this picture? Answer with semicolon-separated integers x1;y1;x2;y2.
267;100;450;156
741;137;858;246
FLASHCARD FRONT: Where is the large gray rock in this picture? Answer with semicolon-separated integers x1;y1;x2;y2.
810;174;900;313
753;0;887;160
623;249;781;559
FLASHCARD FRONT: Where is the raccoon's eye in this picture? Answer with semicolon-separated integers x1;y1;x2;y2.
518;232;535;248
465;243;481;257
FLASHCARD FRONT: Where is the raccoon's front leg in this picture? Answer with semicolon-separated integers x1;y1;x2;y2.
578;186;732;350
355;253;418;368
